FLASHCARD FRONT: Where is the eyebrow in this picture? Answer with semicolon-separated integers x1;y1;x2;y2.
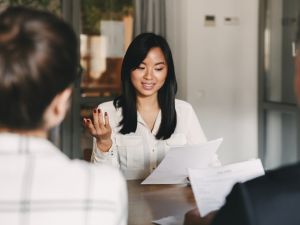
140;62;166;66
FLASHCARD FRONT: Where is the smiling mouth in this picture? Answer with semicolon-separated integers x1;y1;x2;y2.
142;82;155;90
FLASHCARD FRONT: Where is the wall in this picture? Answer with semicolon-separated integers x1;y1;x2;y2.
167;0;259;164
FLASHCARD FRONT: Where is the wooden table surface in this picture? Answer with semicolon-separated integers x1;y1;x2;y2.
127;180;196;225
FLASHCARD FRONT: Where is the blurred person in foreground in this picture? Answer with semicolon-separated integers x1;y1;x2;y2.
183;17;300;225
0;6;127;225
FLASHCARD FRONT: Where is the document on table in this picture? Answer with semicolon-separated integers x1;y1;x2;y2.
142;138;223;184
188;159;265;217
152;215;184;225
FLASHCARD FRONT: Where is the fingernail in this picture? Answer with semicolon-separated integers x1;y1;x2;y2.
87;119;90;123
98;109;101;113
104;112;107;116
83;118;86;122
93;109;96;113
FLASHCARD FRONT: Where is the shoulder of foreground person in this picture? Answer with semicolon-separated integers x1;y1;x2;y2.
212;163;300;225
68;159;127;195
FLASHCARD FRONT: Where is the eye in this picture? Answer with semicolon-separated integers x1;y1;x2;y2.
155;67;164;71
137;66;145;70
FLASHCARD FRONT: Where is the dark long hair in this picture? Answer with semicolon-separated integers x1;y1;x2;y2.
114;33;177;139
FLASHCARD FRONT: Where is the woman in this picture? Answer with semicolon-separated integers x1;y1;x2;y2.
84;33;220;180
0;6;127;225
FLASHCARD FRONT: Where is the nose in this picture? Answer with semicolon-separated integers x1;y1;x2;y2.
143;68;153;80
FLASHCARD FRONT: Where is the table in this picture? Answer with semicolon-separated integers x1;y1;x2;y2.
127;180;196;225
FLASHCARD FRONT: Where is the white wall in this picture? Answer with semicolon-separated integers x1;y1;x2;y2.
167;0;259;164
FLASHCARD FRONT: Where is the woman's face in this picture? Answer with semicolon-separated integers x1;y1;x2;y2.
131;47;168;98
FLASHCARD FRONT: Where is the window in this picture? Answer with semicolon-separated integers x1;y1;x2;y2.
259;0;300;170
79;0;134;160
80;0;134;98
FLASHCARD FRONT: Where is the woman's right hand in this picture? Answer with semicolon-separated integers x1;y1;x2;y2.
83;108;112;152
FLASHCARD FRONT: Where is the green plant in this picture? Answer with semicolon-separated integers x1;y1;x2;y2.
81;0;133;35
0;0;61;15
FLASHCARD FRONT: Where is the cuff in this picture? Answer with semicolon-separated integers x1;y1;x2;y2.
94;144;115;159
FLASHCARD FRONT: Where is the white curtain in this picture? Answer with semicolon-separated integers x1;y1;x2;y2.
134;0;166;37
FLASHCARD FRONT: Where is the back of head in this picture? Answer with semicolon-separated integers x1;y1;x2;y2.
0;6;78;130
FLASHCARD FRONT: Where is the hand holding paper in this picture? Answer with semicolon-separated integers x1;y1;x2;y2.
188;159;265;216
142;138;223;184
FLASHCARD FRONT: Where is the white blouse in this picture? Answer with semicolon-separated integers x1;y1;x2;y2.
91;99;220;180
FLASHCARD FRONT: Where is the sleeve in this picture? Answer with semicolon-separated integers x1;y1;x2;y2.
91;166;128;225
115;171;128;225
91;135;120;169
211;183;255;225
186;104;221;166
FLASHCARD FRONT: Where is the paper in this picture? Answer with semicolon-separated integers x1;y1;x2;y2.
188;159;265;216
152;215;184;225
142;138;223;184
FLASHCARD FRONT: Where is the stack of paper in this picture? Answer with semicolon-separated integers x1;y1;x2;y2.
188;159;265;216
152;215;184;225
142;138;223;184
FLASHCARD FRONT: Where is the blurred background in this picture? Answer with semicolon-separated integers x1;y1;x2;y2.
0;0;299;171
